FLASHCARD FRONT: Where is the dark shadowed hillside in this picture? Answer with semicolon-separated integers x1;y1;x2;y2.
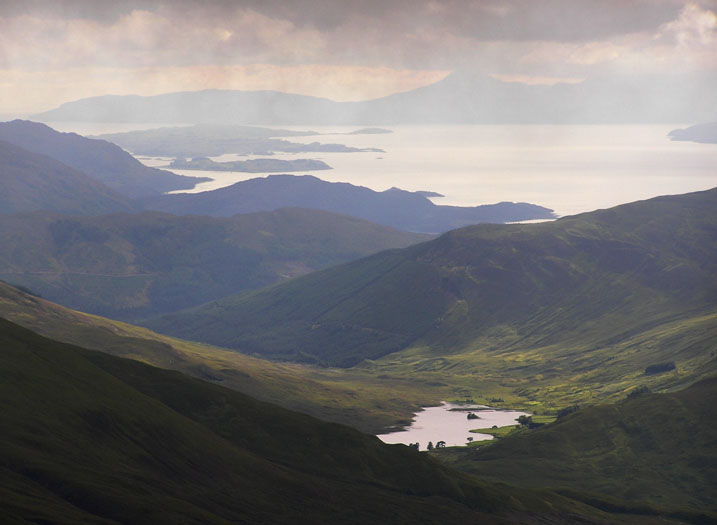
0;280;456;434
0;317;613;524
0;120;207;198
142;174;555;233
0;140;134;215
0;208;428;321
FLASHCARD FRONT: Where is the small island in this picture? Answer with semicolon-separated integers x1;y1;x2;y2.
94;125;385;157
167;157;332;173
668;122;717;144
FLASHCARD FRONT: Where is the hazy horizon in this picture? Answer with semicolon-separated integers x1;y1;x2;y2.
2;0;716;116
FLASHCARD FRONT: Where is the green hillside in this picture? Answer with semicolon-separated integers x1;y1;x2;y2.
0;280;453;434
146;189;717;408
0;316;615;523
0;140;134;215
436;378;717;518
0;208;428;321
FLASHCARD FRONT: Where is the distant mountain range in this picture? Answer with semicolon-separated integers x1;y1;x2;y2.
0;208;428;321
142;174;555;233
32;71;717;124
0;140;135;215
0;120;207;198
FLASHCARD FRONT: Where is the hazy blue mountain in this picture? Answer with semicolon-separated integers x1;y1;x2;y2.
0;140;134;215
142;174;555;233
0;120;208;198
33;89;354;125
669;122;717;143
357;71;717;124
0;208;429;320
32;71;717;124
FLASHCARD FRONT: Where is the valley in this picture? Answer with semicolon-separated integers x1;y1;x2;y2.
2;6;717;519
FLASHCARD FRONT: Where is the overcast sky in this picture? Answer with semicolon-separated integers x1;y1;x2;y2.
1;0;716;114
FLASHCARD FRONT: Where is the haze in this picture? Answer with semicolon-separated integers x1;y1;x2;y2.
1;0;716;116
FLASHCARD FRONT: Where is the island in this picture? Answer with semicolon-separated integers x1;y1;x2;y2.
94;124;384;157
668;122;717;144
168;157;331;172
346;128;393;135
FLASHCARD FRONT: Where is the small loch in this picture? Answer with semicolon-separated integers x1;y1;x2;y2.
377;402;529;448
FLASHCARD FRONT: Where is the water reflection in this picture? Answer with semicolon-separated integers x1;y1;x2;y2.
377;402;529;448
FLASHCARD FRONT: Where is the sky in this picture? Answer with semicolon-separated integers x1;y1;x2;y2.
1;0;716;115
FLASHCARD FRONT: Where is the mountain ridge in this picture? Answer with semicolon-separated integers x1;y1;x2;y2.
0;140;135;215
0;207;429;321
144;188;717;409
142;174;556;233
0;120;208;198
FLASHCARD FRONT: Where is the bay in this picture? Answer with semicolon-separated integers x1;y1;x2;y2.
44;122;717;217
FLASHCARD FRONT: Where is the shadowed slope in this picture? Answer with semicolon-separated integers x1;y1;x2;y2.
0;317;604;524
142;174;555;233
0;141;134;215
0;208;428;320
0;278;447;435
0;120;207;198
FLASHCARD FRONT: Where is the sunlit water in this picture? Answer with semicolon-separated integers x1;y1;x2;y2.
45;122;717;217
376;403;529;448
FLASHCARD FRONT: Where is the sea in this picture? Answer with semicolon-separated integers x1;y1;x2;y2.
44;122;717;217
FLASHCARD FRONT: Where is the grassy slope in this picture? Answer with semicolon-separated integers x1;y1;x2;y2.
1;317;619;524
434;378;717;519
0;280;452;434
145;189;716;411
0;208;428;321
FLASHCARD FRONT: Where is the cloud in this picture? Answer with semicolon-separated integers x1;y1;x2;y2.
490;73;585;85
513;2;717;75
1;0;715;113
659;2;717;46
